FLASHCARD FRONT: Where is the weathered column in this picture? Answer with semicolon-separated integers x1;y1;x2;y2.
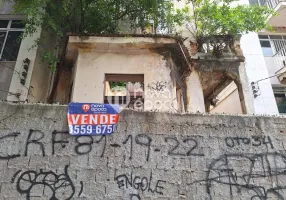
237;63;255;114
185;70;206;113
227;62;255;114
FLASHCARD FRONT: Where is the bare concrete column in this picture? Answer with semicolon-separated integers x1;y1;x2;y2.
185;70;206;113
237;62;255;114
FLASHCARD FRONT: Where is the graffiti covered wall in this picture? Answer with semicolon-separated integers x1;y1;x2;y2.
0;102;286;199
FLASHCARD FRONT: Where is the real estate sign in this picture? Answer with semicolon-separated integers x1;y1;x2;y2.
67;103;120;135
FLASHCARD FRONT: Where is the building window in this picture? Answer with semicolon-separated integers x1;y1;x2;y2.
249;0;266;6
260;40;273;56
0;20;25;61
249;0;281;9
104;74;144;110
273;86;286;114
259;35;286;57
141;22;171;35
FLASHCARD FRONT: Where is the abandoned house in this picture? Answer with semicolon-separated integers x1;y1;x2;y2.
45;34;252;114
0;0;275;115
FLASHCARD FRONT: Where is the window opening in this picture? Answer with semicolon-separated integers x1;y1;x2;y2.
0;20;24;61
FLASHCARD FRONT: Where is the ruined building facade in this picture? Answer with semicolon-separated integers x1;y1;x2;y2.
0;0;284;115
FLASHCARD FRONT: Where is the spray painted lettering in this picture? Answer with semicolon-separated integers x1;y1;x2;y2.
147;81;168;92
225;136;274;149
12;165;83;200
115;172;166;199
0;130;204;161
206;153;286;199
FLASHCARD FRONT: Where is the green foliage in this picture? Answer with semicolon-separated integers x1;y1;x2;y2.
40;52;59;72
110;82;126;89
5;0;190;36
2;0;190;71
190;0;275;37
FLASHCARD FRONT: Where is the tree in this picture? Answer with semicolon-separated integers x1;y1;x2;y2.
5;0;190;37
2;0;190;71
188;0;275;39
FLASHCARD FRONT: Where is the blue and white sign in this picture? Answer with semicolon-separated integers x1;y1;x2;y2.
67;103;120;135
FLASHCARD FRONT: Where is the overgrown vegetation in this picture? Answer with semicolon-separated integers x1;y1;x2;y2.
188;0;275;39
3;0;190;71
2;0;275;67
6;0;190;37
110;82;126;89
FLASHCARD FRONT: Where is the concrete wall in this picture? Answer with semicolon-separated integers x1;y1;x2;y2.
0;1;15;15
1;102;286;199
210;89;243;114
210;81;243;114
72;50;178;112
27;28;57;103
0;61;16;99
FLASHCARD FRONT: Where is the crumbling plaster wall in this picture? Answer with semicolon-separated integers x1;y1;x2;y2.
0;102;286;199
0;62;16;100
28;27;58;103
210;89;243;114
185;70;205;113
194;60;255;114
72;49;178;112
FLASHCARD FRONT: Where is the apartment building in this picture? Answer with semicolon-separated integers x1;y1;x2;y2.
250;0;286;114
0;1;57;103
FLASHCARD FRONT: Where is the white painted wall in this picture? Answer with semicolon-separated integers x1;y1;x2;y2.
72;49;178;112
240;32;279;114
237;0;279;115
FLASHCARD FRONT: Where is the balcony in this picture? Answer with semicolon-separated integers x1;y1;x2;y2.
274;44;286;83
195;35;244;61
276;65;286;83
191;35;248;114
258;0;286;27
259;0;286;9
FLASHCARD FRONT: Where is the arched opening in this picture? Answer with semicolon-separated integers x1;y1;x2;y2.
199;70;247;114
